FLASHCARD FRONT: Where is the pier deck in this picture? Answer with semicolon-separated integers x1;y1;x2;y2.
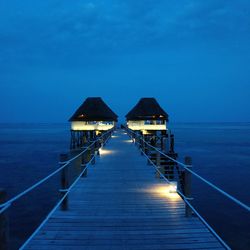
24;130;225;249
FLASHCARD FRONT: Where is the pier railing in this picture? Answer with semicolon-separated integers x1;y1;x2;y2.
0;128;114;249
125;127;250;250
125;127;250;212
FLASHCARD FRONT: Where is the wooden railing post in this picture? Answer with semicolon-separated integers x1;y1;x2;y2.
138;136;142;152
0;189;8;250
161;137;167;152
86;147;92;166
70;149;82;177
91;143;96;165
135;133;139;146
80;148;88;178
60;154;69;211
155;151;161;178
145;143;151;165
95;140;100;156
184;156;193;217
170;134;175;153
141;136;145;155
100;137;104;149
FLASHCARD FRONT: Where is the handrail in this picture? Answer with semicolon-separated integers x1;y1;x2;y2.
0;129;113;214
20;154;95;249
141;149;230;249
126;128;250;212
140;149;171;184
178;190;231;250
126;129;232;249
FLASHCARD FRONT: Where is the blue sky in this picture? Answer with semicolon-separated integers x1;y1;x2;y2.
0;0;250;122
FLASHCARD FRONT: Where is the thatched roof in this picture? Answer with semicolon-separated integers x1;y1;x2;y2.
126;98;168;121
69;97;118;122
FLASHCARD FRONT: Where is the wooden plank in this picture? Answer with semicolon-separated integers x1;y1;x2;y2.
24;130;226;250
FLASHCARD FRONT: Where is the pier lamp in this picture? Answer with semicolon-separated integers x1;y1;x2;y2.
169;182;177;193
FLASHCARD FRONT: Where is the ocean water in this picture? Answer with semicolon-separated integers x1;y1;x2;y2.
0;123;249;249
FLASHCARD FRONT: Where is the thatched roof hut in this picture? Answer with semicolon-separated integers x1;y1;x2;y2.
69;97;118;122
69;97;118;131
126;98;168;121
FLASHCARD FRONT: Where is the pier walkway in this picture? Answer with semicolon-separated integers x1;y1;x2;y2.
24;130;225;249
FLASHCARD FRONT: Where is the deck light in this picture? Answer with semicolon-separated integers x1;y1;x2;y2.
146;185;180;201
169;182;177;193
124;139;133;143
99;148;114;155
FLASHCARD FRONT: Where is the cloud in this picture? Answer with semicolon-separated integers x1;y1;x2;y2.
0;0;249;66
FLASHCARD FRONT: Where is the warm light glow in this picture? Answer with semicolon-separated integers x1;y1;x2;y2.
127;120;167;132
145;184;181;202
169;182;177;193
99;148;115;155
71;122;114;131
124;139;133;143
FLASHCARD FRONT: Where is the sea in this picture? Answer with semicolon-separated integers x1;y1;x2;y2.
0;123;249;250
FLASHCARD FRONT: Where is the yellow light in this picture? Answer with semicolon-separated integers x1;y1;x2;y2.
99;148;115;155
169;182;177;193
145;184;181;202
124;139;133;143
71;122;114;131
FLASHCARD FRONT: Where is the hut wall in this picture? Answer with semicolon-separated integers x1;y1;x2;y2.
127;120;167;132
71;121;115;131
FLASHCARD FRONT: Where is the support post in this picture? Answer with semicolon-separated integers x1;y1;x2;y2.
184;156;193;217
135;133;139;146
161;137;167;152
70;149;82;177
95;140;100;156
141;135;145;155
70;130;76;150
145;143;151;165
81;148;88;177
86;147;92;166
144;138;152;165
170;134;175;153
0;189;8;250
155;151;161;178
91;143;96;165
138;136;141;151
60;154;69;211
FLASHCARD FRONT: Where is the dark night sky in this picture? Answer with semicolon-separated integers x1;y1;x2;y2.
0;0;250;123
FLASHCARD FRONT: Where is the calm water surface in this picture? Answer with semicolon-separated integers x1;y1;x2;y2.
0;123;249;249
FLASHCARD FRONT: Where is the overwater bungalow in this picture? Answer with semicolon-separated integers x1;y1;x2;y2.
69;97;118;148
126;97;168;135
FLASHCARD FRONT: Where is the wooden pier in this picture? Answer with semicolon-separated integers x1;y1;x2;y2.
22;130;225;250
